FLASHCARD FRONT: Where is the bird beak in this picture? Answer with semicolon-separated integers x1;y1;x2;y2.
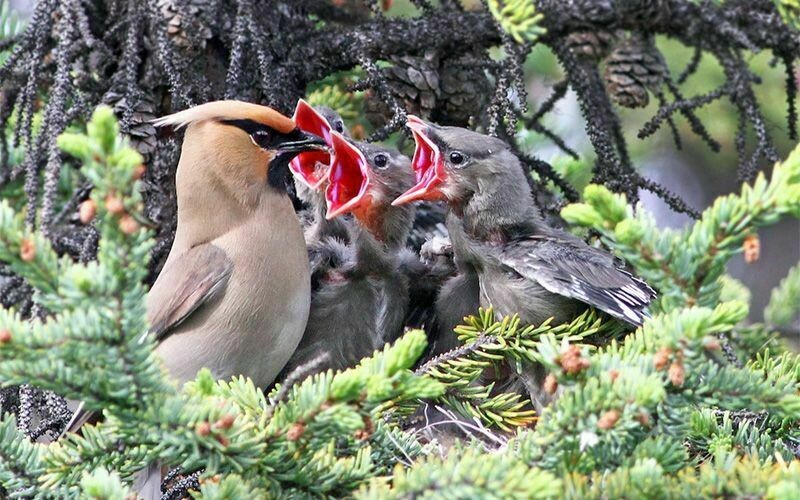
289;99;334;190
277;128;328;155
325;131;372;220
392;115;447;206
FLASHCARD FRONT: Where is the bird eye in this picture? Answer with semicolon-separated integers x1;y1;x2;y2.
249;129;272;149
449;151;465;165
333;120;344;133
373;153;388;169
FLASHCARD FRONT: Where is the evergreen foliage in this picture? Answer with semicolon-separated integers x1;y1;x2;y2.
486;0;546;44
0;110;798;497
0;1;799;498
765;262;800;328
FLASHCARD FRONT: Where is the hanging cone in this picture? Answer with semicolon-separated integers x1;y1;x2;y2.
565;30;617;61
604;33;668;108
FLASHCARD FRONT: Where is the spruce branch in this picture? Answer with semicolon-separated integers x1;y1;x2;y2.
414;308;621;431
764;262;800;328
562;144;800;312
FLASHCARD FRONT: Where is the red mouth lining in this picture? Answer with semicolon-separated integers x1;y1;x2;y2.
392;116;446;205
325;132;371;219
290;99;334;189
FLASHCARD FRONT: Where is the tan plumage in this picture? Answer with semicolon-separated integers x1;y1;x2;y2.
151;99;295;133
64;102;325;497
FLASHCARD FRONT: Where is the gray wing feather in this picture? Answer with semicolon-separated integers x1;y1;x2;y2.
60;402;97;437
498;236;656;326
146;243;233;342
63;244;233;438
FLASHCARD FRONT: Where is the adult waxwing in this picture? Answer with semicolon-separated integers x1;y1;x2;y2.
393;117;656;405
281;132;416;375
64;100;326;431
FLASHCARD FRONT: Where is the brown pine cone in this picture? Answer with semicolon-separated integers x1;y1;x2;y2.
104;91;158;158
364;50;490;128
158;0;213;51
565;31;618;61
604;34;668;108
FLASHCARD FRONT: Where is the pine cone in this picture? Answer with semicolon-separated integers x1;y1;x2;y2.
364;50;490;128
158;0;213;51
614;0;671;26
104;91;158;158
569;0;614;26
364;51;438;128
435;56;491;126
565;30;617;61
604;34;667;108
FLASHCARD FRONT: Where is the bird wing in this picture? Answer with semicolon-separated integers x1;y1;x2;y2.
147;243;233;341
61;244;232;438
496;235;656;326
406;201;449;251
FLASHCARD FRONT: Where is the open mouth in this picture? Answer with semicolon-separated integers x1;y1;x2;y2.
392;115;447;205
290;99;334;190
325;131;372;219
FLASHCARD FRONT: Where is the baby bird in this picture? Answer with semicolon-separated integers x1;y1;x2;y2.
394;116;655;328
290;99;350;243
393;117;656;407
282;132;416;375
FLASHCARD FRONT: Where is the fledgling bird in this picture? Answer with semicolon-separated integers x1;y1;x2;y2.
393;117;656;400
290;99;350;243
63;101;326;496
282;131;416;375
394;116;655;327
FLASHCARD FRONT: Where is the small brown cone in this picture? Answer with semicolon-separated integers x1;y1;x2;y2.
20;239;35;263
196;421;211;437
105;195;125;215
559;345;591;375
565;30;617;61
597;409;620;430
743;234;760;264
543;374;558;395
79;199;97;224
604;33;667;108
215;414;235;430
653;347;671;371
608;369;620;382
119;214;140;235
668;360;685;387
286;423;305;442
0;329;11;344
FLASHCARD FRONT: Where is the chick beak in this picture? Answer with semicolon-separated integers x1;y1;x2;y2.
325;131;372;220
290;99;334;190
391;115;447;206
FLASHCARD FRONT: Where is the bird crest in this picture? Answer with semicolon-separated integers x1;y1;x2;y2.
152;100;295;134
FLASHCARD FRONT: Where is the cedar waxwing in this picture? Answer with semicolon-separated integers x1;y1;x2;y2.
281;132;415;375
64;100;326;433
289;100;447;251
393;117;656;410
393;116;656;328
290;100;351;243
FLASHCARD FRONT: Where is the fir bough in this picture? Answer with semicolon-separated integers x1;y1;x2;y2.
561;144;800;312
486;0;546;44
765;262;800;328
